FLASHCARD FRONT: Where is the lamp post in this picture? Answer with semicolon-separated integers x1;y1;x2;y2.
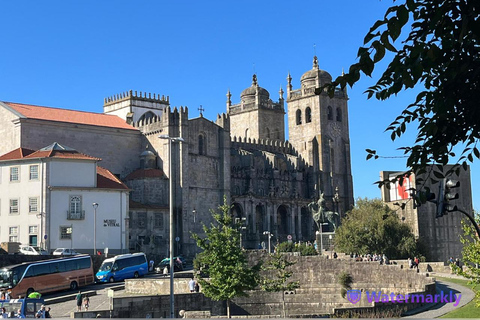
263;231;273;253
36;212;46;249
235;217;247;248
92;203;98;255
159;134;184;319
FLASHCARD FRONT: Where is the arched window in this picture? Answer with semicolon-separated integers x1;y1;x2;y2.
198;134;206;155
327;106;333;120
305;107;312;123
138;111;156;123
266;128;271;139
245;128;249;139
336;108;342;122
296;109;302;125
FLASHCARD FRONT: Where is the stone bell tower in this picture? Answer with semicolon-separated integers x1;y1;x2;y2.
227;74;285;142
287;56;354;215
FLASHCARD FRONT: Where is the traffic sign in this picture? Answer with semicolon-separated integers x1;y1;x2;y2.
175;237;180;242
287;234;292;240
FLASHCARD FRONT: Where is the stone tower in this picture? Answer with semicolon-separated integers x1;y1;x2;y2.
287;56;354;215
103;90;170;125
227;74;285;142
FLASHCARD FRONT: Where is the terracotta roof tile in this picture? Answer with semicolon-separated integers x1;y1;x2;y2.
3;101;137;131
125;168;166;180
0;148;35;161
97;166;129;190
24;150;101;161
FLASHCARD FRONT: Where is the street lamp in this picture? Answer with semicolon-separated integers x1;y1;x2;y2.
92;203;98;255
36;212;46;250
192;208;197;223
263;231;273;253
159;134;184;319
235;217;247;248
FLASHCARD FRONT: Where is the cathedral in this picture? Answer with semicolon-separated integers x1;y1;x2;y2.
0;57;354;257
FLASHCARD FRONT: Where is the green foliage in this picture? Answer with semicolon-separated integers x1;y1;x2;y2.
324;0;480;185
260;253;300;292
338;271;353;298
276;241;318;256
335;198;424;259
192;196;261;316
452;216;480;307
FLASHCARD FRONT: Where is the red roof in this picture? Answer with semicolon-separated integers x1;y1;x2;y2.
0;144;101;162
3;101;137;131
97;166;129;190
0;148;35;161
125;168;166;180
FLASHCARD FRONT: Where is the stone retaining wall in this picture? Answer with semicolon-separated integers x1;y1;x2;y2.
123;253;435;317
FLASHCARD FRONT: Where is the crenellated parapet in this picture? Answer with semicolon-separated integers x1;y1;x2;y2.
231;136;293;154
104;90;170;106
162;106;189;127
215;113;230;131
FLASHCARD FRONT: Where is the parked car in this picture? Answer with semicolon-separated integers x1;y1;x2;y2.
155;257;184;273
19;246;48;255
52;248;80;256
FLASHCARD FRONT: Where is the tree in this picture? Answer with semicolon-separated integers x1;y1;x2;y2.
192;196;261;318
323;0;480;185
452;214;480;306
260;253;300;318
334;198;424;259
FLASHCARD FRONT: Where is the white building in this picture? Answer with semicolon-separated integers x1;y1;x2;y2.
0;142;129;254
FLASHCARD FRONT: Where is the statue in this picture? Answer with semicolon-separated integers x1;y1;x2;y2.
308;192;340;231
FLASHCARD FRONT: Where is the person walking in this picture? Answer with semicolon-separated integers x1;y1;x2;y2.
75;291;83;312
83;295;90;311
188;278;195;293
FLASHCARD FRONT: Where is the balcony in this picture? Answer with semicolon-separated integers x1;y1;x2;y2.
67;210;85;220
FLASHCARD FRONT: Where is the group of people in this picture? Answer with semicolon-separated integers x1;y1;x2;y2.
75;291;90;312
408;257;420;269
351;253;390;265
188;278;200;293
0;291;10;300
0;305;51;318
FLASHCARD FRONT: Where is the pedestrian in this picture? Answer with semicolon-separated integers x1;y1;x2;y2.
75;291;83;311
1;307;8;318
36;305;46;318
195;281;200;293
83;295;90;311
149;260;154;272
27;291;41;299
44;307;51;319
16;308;24;318
188;278;195;293
163;265;169;276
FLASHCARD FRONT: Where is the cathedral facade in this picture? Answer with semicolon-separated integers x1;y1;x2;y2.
0;57;354;257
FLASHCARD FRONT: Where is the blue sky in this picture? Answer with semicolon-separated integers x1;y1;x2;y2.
1;1;478;209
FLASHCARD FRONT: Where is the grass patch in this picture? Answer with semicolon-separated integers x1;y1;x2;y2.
437;277;478;318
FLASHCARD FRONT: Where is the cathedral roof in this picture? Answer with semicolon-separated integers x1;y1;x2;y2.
2;101;137;131
300;56;332;84
240;74;270;99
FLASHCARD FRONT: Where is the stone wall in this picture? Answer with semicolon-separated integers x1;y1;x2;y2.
122;253;435;317
111;293;224;318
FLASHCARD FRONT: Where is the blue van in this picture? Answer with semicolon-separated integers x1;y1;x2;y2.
0;298;45;318
96;253;148;283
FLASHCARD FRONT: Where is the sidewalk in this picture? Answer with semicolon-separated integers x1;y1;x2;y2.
403;273;475;318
